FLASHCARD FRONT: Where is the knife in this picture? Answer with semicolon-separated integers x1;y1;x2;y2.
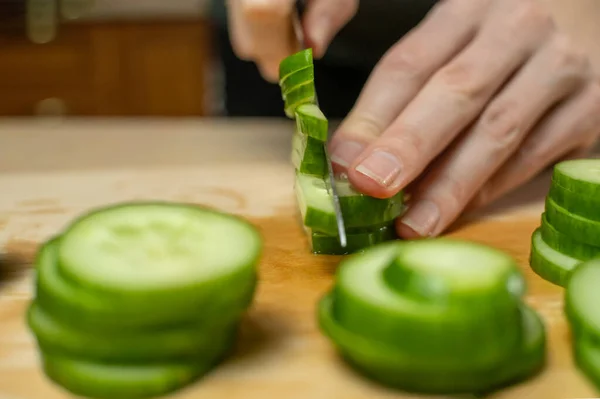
293;1;347;248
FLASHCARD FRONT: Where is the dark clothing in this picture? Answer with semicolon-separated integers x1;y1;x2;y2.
209;0;438;118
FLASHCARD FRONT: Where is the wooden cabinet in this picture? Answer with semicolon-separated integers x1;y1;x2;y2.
0;19;213;116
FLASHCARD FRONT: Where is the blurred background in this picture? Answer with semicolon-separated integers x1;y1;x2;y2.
0;0;230;118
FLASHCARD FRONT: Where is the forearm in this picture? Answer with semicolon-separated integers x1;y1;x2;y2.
540;0;600;75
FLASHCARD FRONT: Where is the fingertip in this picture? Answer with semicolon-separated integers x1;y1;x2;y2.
395;219;424;239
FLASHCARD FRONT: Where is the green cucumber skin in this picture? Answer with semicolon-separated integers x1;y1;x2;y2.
309;224;398;255
318;294;546;395
545;196;600;246
280;66;314;96
549;183;600;221
572;339;600;392
36;238;257;331
27;301;239;362
540;213;600;261
295;104;328;142
564;259;600;345
552;159;600;198
291;132;327;177
284;83;317;118
529;228;582;287
279;49;313;82
339;191;405;230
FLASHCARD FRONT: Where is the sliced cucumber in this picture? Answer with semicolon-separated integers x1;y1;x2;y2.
329;241;525;368
27;302;238;362
572;339;600;391
318;293;545;394
552;159;600;197
549;183;600;221
279;48;313;82
295;172;405;235
54;203;261;319
295;103;328;142
291;131;327;177
39;350;228;399
307;223;397;255
36;238;256;329
284;82;316;118
540;213;600;261
565;258;600;342
280;66;314;97
529;228;582;287
545;197;600;246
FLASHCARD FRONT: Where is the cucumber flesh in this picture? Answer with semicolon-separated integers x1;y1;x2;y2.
552;159;600;197
545;197;600;246
549;183;600;221
56;203;261;315
295;103;328;142
565;259;600;341
291;131;327;177
529;228;581;287
280;66;314;97
318;294;545;394
284;83;316;118
308;224;397;255
27;302;238;362
279;48;313;82
332;241;525;367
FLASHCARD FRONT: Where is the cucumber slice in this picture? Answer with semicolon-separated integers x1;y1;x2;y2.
55;203;261;319
565;259;600;342
540;213;600;261
295;103;328;142
330;241;525;367
549;183;600;221
552;159;600;197
295;172;405;235
27;301;238;362
291;131;327;177
318;294;545;394
284;82;316;118
572;339;600;391
279;48;313;82
545;197;600;246
39;349;228;399
529;228;582;287
308;224;397;255
280;66;314;97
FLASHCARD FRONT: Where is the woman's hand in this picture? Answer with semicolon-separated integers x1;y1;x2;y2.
225;0;358;82
329;0;600;238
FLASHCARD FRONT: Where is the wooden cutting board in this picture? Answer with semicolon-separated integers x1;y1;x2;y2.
0;119;597;399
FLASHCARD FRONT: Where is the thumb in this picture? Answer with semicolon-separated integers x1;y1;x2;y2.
304;0;358;58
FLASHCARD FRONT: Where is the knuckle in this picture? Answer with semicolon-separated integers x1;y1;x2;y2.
434;172;468;209
548;34;591;77
478;101;522;147
436;61;492;103
379;44;429;82
510;1;555;34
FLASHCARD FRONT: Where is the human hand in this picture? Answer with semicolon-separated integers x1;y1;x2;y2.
329;0;600;239
225;0;358;82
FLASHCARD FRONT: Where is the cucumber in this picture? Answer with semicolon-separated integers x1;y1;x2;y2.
38;349;230;399
572;339;600;391
307;223;397;255
529;228;582;287
27;302;238;362
545;197;600;247
280;66;314;97
565;258;600;341
540;213;600;261
318;293;545;394
326;240;526;369
291;131;327;177
294;172;405;235
36;238;256;329
54;202;261;320
295;103;328;142
552;159;600;198
284;82;316;118
549;183;600;221
279;48;313;82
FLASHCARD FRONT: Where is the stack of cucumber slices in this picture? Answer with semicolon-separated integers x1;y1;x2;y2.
530;159;600;286
317;239;546;394
280;49;406;255
27;202;262;399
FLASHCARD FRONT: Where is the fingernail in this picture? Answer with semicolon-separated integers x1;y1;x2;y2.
400;200;440;237
355;150;402;187
330;141;364;168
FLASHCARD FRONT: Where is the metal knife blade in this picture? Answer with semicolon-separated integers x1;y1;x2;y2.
293;1;347;247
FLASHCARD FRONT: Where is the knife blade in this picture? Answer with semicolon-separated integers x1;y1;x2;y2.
293;1;347;248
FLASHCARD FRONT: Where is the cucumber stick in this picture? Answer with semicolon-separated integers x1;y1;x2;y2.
318;240;545;394
27;202;262;399
308;224;397;255
295;104;327;142
291;131;327;177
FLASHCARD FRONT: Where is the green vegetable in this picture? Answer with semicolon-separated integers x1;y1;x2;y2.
279;48;313;82
318;240;545;394
281;66;314;97
307;223;397;255
291;131;327;177
540;213;600;261
295;103;328;142
551;159;600;198
530;227;582;287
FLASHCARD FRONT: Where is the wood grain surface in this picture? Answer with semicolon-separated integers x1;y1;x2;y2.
0;119;597;399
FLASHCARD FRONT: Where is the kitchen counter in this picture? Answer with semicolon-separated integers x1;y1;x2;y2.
0;118;597;399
